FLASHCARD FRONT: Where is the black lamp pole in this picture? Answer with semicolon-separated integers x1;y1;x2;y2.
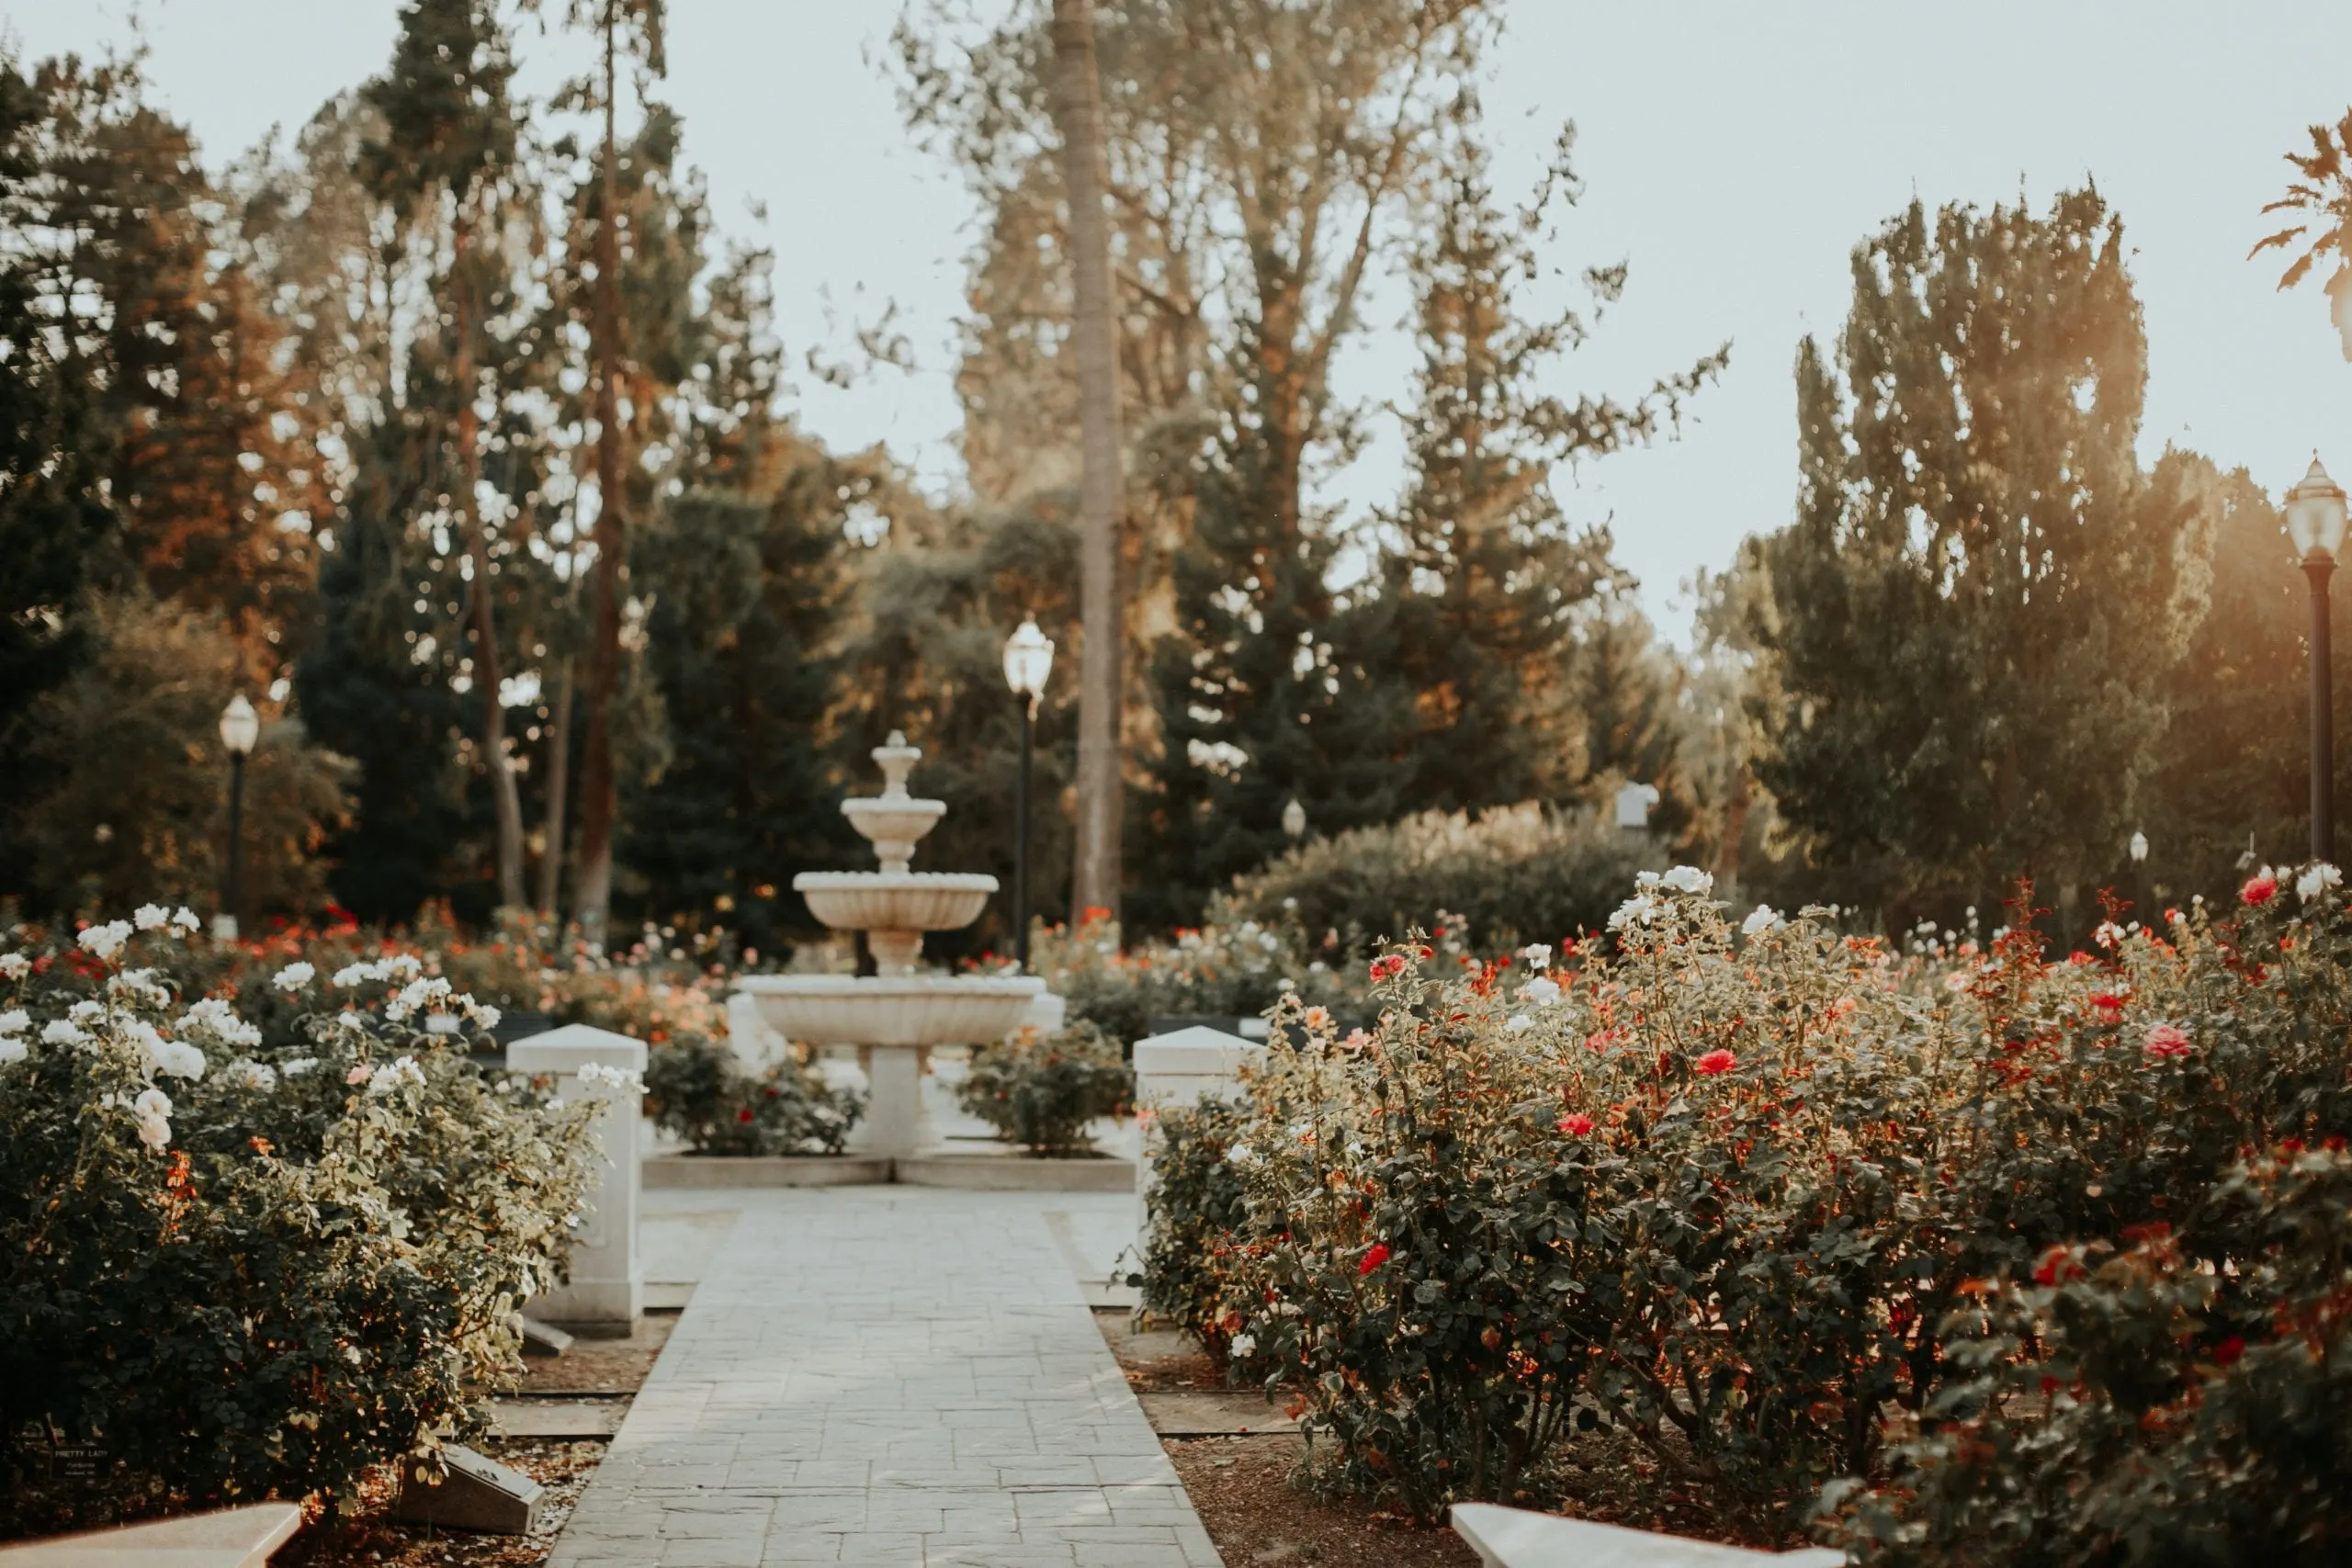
226;750;248;936
1014;692;1035;971
2309;555;2336;865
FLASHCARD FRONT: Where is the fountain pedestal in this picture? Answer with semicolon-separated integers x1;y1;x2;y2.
737;733;1042;1165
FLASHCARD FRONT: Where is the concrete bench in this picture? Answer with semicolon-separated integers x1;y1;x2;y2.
1450;1504;1847;1568
0;1502;302;1566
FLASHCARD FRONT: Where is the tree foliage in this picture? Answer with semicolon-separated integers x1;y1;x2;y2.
1753;190;2203;920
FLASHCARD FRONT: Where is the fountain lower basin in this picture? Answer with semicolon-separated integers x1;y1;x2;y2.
738;973;1044;1047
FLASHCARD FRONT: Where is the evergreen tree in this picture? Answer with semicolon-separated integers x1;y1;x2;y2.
2140;453;2351;900
1753;190;2204;920
0;57;112;897
1357;125;1720;818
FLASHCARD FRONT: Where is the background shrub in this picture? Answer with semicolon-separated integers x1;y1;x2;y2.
957;1024;1133;1153
643;1031;862;1156
1222;803;1662;955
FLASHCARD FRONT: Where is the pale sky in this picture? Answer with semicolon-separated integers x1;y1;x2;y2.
9;0;2352;640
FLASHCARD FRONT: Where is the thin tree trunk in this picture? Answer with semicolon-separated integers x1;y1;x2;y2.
538;658;574;917
1052;0;1125;925
455;221;527;910
572;1;627;942
1714;756;1750;905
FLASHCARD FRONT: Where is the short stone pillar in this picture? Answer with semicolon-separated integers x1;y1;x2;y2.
1132;1024;1264;1247
508;1023;646;1332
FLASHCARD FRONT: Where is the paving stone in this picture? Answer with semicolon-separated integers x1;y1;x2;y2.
547;1189;1221;1566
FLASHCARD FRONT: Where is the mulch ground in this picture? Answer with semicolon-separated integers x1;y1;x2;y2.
1097;1310;1477;1568
279;1312;680;1567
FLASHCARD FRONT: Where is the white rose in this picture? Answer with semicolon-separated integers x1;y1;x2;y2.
153;1039;208;1081
77;921;133;960
1228;1334;1257;1359
1505;1013;1535;1033
273;962;316;992
1521;943;1552;969
0;1037;25;1066
1661;865;1713;896
2298;863;2342;905
133;1086;174;1120
1519;976;1563;1007
0;1009;28;1035
1741;905;1783;938
41;1019;89;1046
0;953;27;980
170;907;200;933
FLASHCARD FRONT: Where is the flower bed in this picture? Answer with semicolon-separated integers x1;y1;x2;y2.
0;910;599;1531
1145;869;2352;1554
957;1024;1134;1154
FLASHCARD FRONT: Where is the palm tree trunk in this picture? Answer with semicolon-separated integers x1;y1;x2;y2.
572;0;627;942
1052;0;1126;925
454;220;527;910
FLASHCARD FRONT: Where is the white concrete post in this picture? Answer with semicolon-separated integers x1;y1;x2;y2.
1131;1024;1264;1251
508;1023;646;1331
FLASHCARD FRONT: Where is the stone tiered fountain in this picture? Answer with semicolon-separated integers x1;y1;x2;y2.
737;732;1043;1160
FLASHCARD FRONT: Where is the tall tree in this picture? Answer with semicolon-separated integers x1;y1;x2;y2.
0;57;112;897
1049;0;1126;922
555;0;667;943
1753;191;2204;921
362;0;528;908
1358;123;1720;818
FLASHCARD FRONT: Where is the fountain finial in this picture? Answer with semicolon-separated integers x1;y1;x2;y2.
873;731;921;801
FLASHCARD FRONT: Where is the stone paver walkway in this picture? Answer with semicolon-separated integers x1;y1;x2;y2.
551;1190;1221;1568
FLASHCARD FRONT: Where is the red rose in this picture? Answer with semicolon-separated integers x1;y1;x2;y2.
737;1108;754;1122
2089;992;2123;1018
1557;1113;1595;1136
1695;1049;1736;1077
1359;1243;1391;1276
2213;1336;2245;1366
1369;954;1408;982
2143;1024;2191;1061
2032;1246;2080;1287
2242;874;2278;907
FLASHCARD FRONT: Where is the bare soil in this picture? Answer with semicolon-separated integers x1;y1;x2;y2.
1097;1310;1477;1568
279;1310;681;1567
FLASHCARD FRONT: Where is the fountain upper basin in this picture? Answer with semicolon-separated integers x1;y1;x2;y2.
738;973;1045;1046
792;871;996;934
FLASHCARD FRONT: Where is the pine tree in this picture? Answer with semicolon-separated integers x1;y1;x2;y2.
1753;190;2204;919
1359;124;1720;818
0;57;113;896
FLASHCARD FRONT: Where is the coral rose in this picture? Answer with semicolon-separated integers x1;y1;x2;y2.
1695;1049;1736;1077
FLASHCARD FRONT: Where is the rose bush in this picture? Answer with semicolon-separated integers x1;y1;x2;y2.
0;910;598;1530
1146;869;2352;1541
957;1024;1133;1154
642;1031;862;1156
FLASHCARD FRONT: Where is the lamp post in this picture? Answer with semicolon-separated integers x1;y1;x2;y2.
1002;619;1055;971
2287;457;2349;864
217;694;260;940
2130;829;2150;922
